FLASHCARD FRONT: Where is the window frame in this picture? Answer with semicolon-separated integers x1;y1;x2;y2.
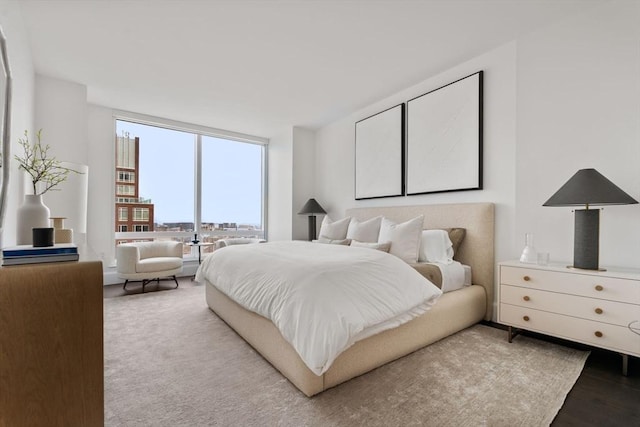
112;111;269;255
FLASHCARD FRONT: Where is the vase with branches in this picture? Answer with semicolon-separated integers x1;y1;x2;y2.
14;130;82;245
15;129;81;195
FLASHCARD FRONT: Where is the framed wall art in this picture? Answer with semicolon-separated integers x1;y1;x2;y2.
406;71;483;195
354;103;405;200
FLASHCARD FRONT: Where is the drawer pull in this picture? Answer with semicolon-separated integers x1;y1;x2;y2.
523;315;530;322
595;308;603;315
594;331;603;338
595;285;604;291
523;276;531;282
523;296;530;302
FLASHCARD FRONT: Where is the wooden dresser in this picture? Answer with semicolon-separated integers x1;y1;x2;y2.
0;260;104;426
498;260;640;374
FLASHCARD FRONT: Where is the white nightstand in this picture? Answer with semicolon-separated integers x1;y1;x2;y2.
498;260;640;375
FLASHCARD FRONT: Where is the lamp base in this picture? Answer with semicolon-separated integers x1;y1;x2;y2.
573;208;600;270
307;215;317;241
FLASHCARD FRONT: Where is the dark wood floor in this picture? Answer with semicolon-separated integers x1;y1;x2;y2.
104;279;640;425
548;337;640;426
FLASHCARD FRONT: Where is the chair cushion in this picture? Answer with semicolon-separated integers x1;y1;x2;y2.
137;241;183;259
137;257;183;273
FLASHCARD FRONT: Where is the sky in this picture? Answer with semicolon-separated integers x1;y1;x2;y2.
116;120;263;226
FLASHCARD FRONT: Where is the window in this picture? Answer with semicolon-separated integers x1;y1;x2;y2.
118;225;128;232
133;207;150;221
116;184;135;196
118;207;128;221
202;136;262;231
117;171;135;183
114;116;267;259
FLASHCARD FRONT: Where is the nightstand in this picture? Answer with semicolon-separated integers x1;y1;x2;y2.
498;260;640;375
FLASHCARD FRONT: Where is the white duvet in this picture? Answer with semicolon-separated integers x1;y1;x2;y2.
195;241;442;375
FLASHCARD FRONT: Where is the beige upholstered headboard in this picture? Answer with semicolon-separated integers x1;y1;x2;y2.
346;203;495;320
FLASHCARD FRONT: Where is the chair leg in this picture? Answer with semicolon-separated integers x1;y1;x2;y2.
122;276;179;293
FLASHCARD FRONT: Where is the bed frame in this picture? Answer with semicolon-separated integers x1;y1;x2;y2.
205;202;495;396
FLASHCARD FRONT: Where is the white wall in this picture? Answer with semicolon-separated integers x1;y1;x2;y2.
515;0;640;268
315;42;518;266
87;104;115;265
0;0;35;247
34;75;88;163
267;127;293;241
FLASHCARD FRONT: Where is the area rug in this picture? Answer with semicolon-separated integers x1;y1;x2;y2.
104;286;589;426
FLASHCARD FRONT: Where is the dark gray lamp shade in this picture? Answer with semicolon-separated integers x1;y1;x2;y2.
543;169;638;207
298;198;326;241
543;168;638;270
298;198;327;215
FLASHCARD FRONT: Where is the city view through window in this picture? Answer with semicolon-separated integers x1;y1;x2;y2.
114;119;266;258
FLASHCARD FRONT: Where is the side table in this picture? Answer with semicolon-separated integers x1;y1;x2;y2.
187;242;214;280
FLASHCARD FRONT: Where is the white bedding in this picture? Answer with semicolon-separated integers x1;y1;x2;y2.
195;241;443;375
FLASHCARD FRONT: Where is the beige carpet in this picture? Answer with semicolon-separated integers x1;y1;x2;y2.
104;286;589;426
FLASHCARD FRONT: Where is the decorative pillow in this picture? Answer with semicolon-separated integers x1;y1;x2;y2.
444;228;466;255
313;237;351;245
350;240;391;252
378;215;424;263
346;216;383;243
318;216;351;240
418;229;454;263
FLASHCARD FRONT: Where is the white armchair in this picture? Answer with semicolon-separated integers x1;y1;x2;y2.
117;241;183;292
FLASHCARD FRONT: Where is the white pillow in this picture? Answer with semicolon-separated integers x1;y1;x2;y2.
318;216;351;240
350;240;391;252
313;237;351;245
346;216;383;243
378;215;424;263
418;229;454;263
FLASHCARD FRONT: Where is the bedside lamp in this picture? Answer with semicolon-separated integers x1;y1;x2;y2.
543;168;638;270
298;198;326;241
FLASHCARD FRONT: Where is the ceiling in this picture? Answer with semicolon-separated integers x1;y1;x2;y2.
19;0;602;138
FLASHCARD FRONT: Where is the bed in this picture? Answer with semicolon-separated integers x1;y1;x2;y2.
199;202;494;396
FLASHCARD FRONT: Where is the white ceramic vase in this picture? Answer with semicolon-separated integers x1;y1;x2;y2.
519;232;537;264
16;194;51;245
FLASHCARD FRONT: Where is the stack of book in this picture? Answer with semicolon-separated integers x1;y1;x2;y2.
2;243;79;266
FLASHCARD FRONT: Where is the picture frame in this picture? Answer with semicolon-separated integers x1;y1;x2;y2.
406;71;483;195
354;103;405;200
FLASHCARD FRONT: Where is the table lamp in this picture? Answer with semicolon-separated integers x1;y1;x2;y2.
298;198;326;241
543;168;638;270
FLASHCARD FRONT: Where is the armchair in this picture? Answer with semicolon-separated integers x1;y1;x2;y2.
117;241;183;292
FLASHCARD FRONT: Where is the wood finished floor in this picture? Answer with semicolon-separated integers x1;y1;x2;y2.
104;277;640;425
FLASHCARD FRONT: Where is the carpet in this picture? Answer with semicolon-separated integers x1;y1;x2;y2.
104;286;589;426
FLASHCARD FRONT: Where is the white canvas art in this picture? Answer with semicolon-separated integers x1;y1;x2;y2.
406;72;482;195
355;104;404;199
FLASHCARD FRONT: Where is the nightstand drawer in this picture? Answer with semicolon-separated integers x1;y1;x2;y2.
500;284;638;327
500;265;640;304
500;303;640;356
